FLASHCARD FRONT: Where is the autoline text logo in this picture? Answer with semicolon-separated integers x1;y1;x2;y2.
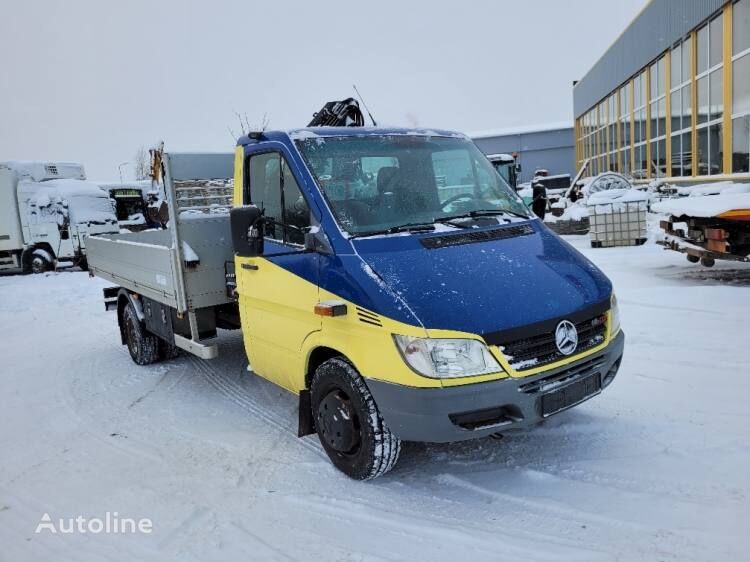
35;512;153;534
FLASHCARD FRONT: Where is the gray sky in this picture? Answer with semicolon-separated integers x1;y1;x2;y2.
1;0;647;180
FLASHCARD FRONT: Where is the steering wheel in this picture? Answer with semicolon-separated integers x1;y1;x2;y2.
441;193;484;211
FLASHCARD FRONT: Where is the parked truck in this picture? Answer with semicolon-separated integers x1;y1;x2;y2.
654;192;750;267
98;181;153;230
0;161;120;273
87;123;625;480
486;153;519;190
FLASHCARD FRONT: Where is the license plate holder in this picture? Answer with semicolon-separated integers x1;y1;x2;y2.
541;373;601;417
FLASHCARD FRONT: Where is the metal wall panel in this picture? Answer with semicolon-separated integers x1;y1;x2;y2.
473;128;575;182
574;0;727;117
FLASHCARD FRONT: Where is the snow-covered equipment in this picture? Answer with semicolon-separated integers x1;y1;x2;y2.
587;189;648;248
97;181;152;230
585;172;633;196
654;191;750;267
0;161;119;273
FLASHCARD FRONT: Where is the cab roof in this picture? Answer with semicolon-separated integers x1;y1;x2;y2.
236;127;467;146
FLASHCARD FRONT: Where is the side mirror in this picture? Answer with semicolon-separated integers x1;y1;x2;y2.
230;205;264;257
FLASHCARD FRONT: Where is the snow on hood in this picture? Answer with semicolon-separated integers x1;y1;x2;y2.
352;223;611;335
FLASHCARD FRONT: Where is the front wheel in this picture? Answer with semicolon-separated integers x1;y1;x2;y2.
311;358;401;480
30;251;53;274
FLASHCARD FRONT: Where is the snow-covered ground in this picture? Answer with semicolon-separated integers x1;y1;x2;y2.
1;236;749;561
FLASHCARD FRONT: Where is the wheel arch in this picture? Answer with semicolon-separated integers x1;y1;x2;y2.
116;290;143;345
305;345;349;390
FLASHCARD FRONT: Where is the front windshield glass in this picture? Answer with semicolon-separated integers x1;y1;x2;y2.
296;135;530;236
68;196;117;225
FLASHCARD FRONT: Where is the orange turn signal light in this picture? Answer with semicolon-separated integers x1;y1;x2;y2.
314;301;348;317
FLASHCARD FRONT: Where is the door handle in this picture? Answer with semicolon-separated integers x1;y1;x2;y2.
242;263;259;270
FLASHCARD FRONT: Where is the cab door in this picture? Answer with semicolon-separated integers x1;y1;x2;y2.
235;148;321;392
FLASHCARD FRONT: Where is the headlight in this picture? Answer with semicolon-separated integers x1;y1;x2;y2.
610;292;621;336
393;335;503;379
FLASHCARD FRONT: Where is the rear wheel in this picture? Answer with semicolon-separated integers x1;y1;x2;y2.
123;301;160;365
311;357;401;480
686;254;700;263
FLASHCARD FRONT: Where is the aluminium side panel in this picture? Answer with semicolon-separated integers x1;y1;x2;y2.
86;230;179;309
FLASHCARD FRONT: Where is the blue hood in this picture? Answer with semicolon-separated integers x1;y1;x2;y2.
352;222;611;336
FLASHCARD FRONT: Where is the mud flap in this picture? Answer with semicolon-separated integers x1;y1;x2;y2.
298;390;315;437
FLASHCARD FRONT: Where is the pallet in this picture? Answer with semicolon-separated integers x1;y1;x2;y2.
546;217;590;235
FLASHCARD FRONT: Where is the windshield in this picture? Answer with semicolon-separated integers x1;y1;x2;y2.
296;135;530;236
68;195;117;225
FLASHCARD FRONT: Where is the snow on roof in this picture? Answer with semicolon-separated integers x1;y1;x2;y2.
675;181;750;198
0;161;86;182
652;193;750;218
486;153;515;161
285;127;467;141
95;180;152;192
467;121;572;139
21;178;111;199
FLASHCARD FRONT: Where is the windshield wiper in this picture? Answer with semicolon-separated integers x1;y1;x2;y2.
440;209;531;222
351;222;436;238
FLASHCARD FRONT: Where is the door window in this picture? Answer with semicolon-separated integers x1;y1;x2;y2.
246;152;311;245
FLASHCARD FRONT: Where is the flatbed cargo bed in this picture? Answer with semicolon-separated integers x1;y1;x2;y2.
86;153;237;357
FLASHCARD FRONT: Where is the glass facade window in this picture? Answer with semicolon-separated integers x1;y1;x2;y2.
682;35;693;82
671;44;682;87
732;115;750;172
709;14;724;67
697;24;709;73
575;2;750;181
733;34;750;115
734;0;750;54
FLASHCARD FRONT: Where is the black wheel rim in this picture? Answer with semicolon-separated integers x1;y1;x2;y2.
317;389;361;455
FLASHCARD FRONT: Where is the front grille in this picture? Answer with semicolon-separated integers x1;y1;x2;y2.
500;314;607;371
420;224;534;249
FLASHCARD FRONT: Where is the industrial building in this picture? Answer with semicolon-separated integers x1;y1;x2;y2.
470;123;575;184
574;0;750;183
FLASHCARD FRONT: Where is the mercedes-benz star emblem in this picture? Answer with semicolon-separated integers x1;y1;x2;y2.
555;320;578;355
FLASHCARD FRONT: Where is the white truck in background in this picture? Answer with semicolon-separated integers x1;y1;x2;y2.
0;161;120;273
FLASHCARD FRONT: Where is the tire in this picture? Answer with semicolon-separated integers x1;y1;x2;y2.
30;251;53;274
686;254;700;263
310;357;401;480
122;301;160;365
700;256;716;268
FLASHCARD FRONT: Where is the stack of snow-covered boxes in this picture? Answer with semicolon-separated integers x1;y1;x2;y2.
587;191;648;248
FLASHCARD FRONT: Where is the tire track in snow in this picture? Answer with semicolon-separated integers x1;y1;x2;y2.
282;493;605;561
188;356;326;460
